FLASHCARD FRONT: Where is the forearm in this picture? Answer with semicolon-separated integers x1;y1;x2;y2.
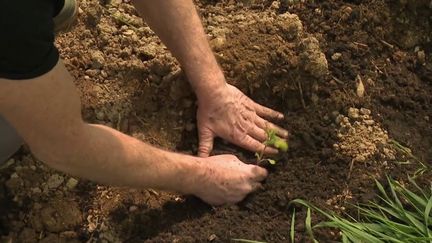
40;123;203;193
0;61;203;194
132;0;226;100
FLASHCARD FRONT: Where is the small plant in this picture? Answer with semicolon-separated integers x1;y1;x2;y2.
290;176;432;243
255;129;288;165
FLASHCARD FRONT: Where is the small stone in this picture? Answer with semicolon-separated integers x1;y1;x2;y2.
356;75;365;98
88;222;97;232
342;117;350;124
331;52;342;61
101;70;108;78
129;205;138;212
90;50;105;69
360;108;371;115
425;115;430;121
364;120;375;126
46;174;64;189
11;172;19;179
335;114;344;124
270;1;280;9
340;6;353;21
85;69;100;77
123;29;135;36
66;178;79;190
208;234;217;242
418;50;426;65
93;85;103;94
210;36;226;51
347;108;360;119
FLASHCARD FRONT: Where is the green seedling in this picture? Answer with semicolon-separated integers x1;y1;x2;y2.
255;129;288;166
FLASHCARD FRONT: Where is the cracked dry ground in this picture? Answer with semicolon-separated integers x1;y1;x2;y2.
1;0;431;242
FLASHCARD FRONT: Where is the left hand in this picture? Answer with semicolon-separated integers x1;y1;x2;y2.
196;84;289;157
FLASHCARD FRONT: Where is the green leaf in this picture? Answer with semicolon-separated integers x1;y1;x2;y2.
274;138;288;152
305;208;318;243
424;195;432;236
290;209;296;243
267;159;276;165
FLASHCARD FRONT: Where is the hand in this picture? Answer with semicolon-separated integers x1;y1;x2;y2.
193;154;268;205
197;84;289;157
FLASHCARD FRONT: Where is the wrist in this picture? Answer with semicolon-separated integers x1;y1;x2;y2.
185;66;228;103
170;154;207;195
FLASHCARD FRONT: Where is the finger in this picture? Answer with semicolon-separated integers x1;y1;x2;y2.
249;126;267;142
255;116;289;138
250;165;268;181
198;128;215;157
254;102;284;120
236;135;278;154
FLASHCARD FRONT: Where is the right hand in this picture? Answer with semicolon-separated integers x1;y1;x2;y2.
193;154;268;205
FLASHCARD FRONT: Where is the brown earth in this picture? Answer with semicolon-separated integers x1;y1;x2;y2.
1;0;431;242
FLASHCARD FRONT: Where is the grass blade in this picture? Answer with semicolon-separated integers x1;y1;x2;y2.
305;208;318;243
290;208;296;243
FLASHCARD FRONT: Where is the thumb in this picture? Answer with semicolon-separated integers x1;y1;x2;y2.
198;127;214;157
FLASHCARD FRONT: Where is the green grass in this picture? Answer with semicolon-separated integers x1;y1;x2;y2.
389;139;430;177
290;177;432;243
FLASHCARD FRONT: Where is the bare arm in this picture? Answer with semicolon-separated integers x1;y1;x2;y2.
131;0;289;156
131;0;224;100
0;61;267;205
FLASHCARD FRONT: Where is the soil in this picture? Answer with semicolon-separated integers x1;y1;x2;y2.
1;0;431;242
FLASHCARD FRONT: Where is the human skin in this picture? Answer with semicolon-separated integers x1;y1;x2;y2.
0;62;267;205
131;0;289;157
0;0;288;205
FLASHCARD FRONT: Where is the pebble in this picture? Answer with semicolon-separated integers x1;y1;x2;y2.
364;120;375;126
46;174;64;189
347;107;360;119
90;50;105;69
331;52;342;61
66;178;79;190
210;36;226;51
270;1;280;10
417;50;426;65
360;108;371;115
129;205;138;212
85;69;100;77
208;234;217;241
335;114;344;124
